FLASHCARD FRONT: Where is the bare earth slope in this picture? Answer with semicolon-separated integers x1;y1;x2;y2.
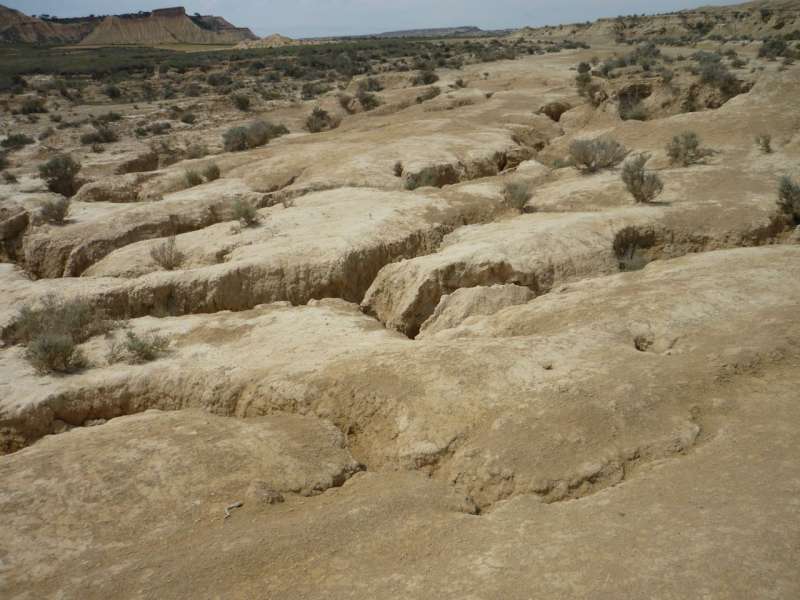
1;5;800;597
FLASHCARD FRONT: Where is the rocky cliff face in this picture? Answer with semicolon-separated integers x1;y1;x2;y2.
79;7;256;46
0;4;256;45
0;5;94;44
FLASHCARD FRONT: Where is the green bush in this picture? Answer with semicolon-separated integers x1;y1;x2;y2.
39;197;71;224
232;94;251;111
21;97;47;114
778;176;800;221
184;169;203;187
416;87;441;103
666;132;712;166
103;84;122;99
25;332;86;374
356;89;380;111
233;199;260;227
621;154;663;203
569;138;628;173
150;235;185;270
412;70;439;86
80;125;118;145
39;154;81;197
180;112;197;124
203;163;221;181
306;107;339;133
223;120;288;151
108;330;169;364
503;180;531;212
15;295;116;374
1;134;35;150
755;134;772;154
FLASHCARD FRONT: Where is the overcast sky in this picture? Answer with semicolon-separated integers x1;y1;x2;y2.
7;0;737;39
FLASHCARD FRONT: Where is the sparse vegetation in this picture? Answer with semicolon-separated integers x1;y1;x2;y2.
15;296;115;374
393;161;404;177
306;107;339;133
185;169;203;187
503;180;532;212
39;197;71;224
666;132;712;167
1;133;34;150
412;70;439;86
778;176;800;222
755;134;772;154
38;154;81;197
223;120;288;151
569;138;628;173
150;236;185;270
232;94;251;111
25;332;87;374
21;97;47;114
108;330;169;364
80;124;118;145
203;163;221;181
233;199;260;227
416;87;440;103
621;154;663;203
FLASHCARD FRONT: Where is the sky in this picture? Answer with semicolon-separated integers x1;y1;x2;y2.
6;0;739;39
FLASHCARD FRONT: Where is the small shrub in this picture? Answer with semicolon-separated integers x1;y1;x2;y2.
393;161;404;177
359;77;383;92
150;236;185;270
1;133;34;150
21;97;47;114
223;120;288;151
698;62;739;97
207;72;232;87
778;176;800;221
356;89;380;111
39;154;81;197
0;152;8;170
306;107;339;133
232;94;251;111
3;171;17;184
223;126;249;151
203;163;221;181
666;131;712;166
103;84;122;99
185;169;203;187
233;199;260;226
39;197;71;224
416;87;441;103
180;112;197;124
80;125;118;145
109;330;169;364
621;154;663;203
755;134;772;154
619;101;647;121
503;180;531;212
412;70;439;86
25;332;86;374
569;138;628;173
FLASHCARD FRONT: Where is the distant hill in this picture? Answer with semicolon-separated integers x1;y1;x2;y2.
375;26;486;38
512;0;800;43
0;5;256;45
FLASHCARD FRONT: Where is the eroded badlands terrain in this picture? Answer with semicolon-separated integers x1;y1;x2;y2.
1;20;799;599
